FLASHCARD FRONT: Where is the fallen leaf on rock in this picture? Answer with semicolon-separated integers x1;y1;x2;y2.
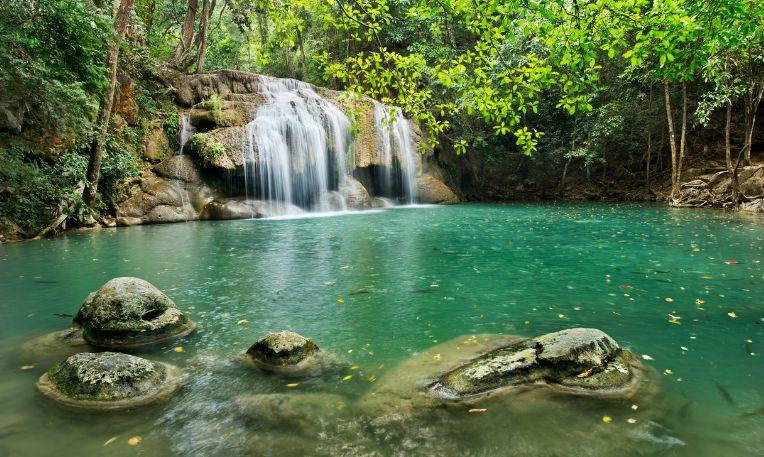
127;436;141;446
576;368;594;378
468;408;487;414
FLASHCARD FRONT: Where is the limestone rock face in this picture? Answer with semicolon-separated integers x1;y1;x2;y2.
37;352;182;410
417;174;459;204
430;328;640;399
144;120;174;163
245;331;320;373
75;277;196;349
153;155;203;184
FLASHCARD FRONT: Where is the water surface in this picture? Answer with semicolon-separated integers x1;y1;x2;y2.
0;203;762;456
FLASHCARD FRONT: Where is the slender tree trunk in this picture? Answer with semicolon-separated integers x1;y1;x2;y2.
195;0;213;72
296;26;307;78
646;84;652;187
145;0;156;37
725;102;733;171
559;118;577;198
663;79;679;197
676;83;688;191
83;0;135;208
744;82;763;165
174;0;199;68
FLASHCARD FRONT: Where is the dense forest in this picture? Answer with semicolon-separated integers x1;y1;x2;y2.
1;0;763;240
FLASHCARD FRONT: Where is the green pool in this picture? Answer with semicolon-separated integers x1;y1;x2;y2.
1;203;762;456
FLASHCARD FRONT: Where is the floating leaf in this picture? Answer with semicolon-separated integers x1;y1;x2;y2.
665;297;674;303
641;354;654;361
631;404;639;410
127;436;141;446
285;383;299;388
342;375;352;381
602;416;613;423
19;364;35;371
724;259;738;265
368;374;377;382
627;418;638;424
173;346;184;353
350;365;359;370
727;312;737;318
103;436;119;446
468;408;487;414
236;319;248;325
336;298;344;303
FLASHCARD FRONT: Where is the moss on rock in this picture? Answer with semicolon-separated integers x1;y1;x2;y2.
37;352;182;410
76;277;196;350
244;331;320;373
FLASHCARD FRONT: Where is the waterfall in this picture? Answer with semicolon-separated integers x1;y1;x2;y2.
372;102;418;204
179;113;194;155
241;76;351;212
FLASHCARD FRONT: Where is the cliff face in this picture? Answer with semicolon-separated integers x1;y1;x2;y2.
117;71;458;226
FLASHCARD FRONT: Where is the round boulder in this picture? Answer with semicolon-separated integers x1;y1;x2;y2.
36;352;183;411
244;331;320;374
75;277;196;350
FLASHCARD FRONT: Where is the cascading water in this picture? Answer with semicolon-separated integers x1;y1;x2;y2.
372;102;418;204
179;113;194;155
241;76;351;212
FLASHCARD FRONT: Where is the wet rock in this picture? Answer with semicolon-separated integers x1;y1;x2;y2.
200;198;302;220
244;331;320;374
190;101;249;130
430;328;642;400
740;198;764;213
36;352;182;411
75;277;196;350
153;155;203;184
235;393;348;433
19;327;93;365
417;174;459;204
339;177;372;209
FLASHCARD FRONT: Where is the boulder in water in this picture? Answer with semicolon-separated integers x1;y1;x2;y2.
416;174;458;204
244;331;320;374
430;328;642;399
201;198;302;219
36;352;182;411
339;177;372;209
75;277;196;350
235;393;348;433
19;326;93;365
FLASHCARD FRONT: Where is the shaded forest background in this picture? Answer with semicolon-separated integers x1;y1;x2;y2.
1;0;762;239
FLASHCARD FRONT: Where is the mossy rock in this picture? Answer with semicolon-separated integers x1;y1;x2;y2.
429;328;643;400
75;277;196;350
243;331;320;374
36;352;183;411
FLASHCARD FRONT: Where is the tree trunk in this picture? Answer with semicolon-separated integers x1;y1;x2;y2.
676;83;688;192
195;0;213;73
83;0;135;208
174;0;199;68
725;102;733;171
145;0;156;37
744;82;763;165
296;25;307;78
645;83;653;187
663;79;679;197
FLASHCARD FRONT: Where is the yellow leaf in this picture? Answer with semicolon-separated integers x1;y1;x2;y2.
433;353;442;361
664;369;673;375
173;346;184;353
103;436;119;446
342;375;352;381
336;298;344;303
728;312;738;318
665;297;674;302
627;418;638;424
350;365;359;370
19;364;35;371
368;374;377;382
127;436;141;446
695;299;704;305
468;408;487;414
236;319;248;325
285;383;299;388
602;416;613;423
576;368;593;378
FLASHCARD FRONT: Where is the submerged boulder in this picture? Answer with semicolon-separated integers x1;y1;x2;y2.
235;393;348;433
19;326;92;365
416;174;459;204
75;277;196;350
244;331;320;374
430;328;642;399
36;352;182;411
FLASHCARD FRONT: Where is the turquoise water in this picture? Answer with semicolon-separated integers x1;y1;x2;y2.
0;203;762;456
